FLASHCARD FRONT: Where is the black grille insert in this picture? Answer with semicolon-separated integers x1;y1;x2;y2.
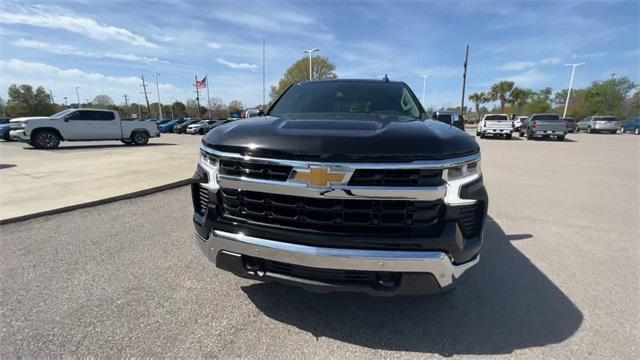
349;168;444;187
457;203;484;238
219;160;292;181
220;189;444;234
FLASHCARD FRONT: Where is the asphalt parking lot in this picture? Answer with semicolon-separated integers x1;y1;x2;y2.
1;132;638;358
0;133;201;221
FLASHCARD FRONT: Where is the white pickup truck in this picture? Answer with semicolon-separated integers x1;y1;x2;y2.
476;113;513;139
9;109;160;149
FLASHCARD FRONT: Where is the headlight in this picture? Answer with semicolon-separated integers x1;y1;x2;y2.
199;149;219;170
443;160;481;182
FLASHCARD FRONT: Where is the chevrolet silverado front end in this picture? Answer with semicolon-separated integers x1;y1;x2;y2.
191;79;488;296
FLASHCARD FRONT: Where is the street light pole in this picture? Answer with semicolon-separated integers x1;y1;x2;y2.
75;87;80;108
419;74;432;107
302;48;319;80
563;63;585;118
152;73;163;121
170;97;175;120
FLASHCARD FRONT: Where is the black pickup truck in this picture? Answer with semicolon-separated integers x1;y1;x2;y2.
192;79;488;296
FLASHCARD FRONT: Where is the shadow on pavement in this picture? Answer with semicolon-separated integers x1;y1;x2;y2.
242;217;583;356
0;164;17;170
24;143;176;151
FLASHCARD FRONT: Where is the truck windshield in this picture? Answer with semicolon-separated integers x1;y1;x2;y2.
531;114;560;121
50;109;76;118
269;81;422;120
484;115;508;121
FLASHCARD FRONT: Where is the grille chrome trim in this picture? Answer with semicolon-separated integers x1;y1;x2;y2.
218;175;447;201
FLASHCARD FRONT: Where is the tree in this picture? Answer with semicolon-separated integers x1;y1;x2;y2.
172;101;187;118
210;97;227;119
510;87;533;115
553;89;569;106
92;94;114;107
270;56;337;101
489;81;515;112
6;84;57;116
228;100;244;114
523;87;553;114
468;92;490;120
186;99;198;118
583;76;637;119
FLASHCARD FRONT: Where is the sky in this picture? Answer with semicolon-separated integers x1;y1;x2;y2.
0;0;638;109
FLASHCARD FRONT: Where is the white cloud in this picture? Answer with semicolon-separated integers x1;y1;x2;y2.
207;42;222;49
541;57;561;65
217;58;258;70
499;61;536;71
0;58;178;102
0;4;158;48
502;68;551;87
572;52;606;59
13;38;162;63
208;9;333;41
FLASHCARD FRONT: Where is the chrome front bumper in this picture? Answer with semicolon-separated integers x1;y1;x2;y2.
9;130;29;141
195;230;479;288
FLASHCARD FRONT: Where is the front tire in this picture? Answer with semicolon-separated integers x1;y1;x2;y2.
587;126;593;134
505;133;512;140
557;135;565;141
131;131;149;145
526;132;533;140
635;128;639;135
32;130;60;149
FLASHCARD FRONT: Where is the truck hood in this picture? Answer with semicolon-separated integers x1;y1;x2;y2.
10;116;51;123
203;114;479;161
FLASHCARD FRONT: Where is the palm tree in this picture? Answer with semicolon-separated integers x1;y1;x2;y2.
469;92;489;121
490;81;515;112
510;87;533;115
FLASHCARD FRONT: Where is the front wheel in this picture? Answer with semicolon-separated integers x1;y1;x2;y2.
32;130;60;149
557;135;565;141
526;132;533;140
199;128;205;135
505;133;512;140
587;127;593;134
635;128;639;135
131;131;149;145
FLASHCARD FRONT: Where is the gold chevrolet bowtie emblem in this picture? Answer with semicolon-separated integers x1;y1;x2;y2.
293;167;346;187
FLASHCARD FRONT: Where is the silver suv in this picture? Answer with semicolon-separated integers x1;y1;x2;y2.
576;116;619;134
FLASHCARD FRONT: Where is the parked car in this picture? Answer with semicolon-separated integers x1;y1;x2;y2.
620;118;640;135
431;111;465;130
186;119;219;135
192;78;487;296
477;113;513;139
563;118;577;133
9;109;160;149
173;118;197;134
208;119;235;130
519;113;567;141
0;117;11;141
513;116;528;133
576;116;619;134
159;119;185;133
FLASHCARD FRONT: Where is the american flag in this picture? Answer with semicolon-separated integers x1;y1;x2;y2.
196;76;207;89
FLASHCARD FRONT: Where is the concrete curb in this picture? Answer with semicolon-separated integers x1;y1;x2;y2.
0;178;192;225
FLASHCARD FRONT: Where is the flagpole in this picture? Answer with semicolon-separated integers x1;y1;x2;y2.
206;75;211;119
195;75;201;117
